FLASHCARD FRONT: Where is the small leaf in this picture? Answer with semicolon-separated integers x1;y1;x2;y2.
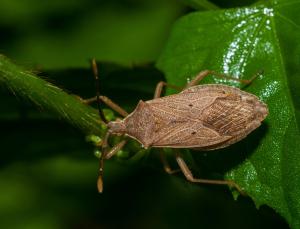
157;0;300;227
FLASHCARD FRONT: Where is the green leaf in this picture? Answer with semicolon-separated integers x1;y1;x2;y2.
157;0;300;227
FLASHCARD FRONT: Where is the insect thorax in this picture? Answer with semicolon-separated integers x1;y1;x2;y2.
121;101;156;147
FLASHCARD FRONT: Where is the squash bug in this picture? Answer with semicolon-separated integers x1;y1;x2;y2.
86;59;268;194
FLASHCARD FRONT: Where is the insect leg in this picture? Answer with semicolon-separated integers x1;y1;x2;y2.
154;81;182;98
185;70;263;89
81;96;128;117
175;152;245;195
104;139;127;159
159;150;181;174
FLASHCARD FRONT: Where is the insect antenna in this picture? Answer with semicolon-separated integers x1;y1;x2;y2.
90;58;109;193
91;58;108;124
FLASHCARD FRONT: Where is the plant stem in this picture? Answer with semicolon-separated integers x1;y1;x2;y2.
0;54;104;136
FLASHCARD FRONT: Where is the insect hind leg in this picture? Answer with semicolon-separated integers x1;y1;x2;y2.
185;70;263;89
175;152;246;195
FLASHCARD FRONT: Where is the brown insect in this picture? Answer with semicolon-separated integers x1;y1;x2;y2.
87;60;268;194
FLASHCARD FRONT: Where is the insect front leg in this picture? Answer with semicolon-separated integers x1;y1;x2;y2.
81;95;128;117
185;70;263;89
175;152;245;195
97;132;128;193
104;139;128;159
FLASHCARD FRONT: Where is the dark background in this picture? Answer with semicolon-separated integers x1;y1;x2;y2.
0;0;289;228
